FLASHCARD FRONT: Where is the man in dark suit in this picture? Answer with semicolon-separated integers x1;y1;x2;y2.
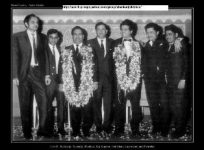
88;22;114;136
112;19;143;138
12;14;49;139
44;29;67;137
59;26;99;138
142;23;169;137
165;24;190;138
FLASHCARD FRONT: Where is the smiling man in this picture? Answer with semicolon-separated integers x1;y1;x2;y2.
165;24;190;138
88;22;114;138
59;26;99;139
12;14;49;140
44;29;67;137
142;23;169;138
112;19;143;139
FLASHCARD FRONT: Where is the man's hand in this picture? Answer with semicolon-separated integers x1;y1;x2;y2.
45;75;51;86
93;82;98;90
178;79;185;89
58;84;63;92
13;78;19;86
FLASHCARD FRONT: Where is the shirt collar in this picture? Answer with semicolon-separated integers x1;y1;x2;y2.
27;29;37;37
122;37;133;42
73;43;83;49
97;37;106;43
49;43;57;50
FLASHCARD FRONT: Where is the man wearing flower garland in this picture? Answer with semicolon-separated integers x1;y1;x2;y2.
112;19;143;138
142;23;169;137
87;22;114;138
59;26;98;139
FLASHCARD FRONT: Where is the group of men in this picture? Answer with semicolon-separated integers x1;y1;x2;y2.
12;13;192;140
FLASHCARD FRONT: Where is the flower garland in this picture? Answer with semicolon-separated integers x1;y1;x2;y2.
113;41;141;94
61;45;95;107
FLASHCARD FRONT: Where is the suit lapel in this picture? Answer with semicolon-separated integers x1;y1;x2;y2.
24;31;32;50
94;38;105;58
23;31;32;59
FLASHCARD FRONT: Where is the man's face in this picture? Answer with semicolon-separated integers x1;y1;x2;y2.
72;29;84;45
25;17;39;32
165;30;178;44
146;27;159;42
121;25;132;39
96;24;107;39
48;33;59;46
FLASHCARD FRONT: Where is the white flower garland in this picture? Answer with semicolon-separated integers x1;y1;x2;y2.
61;45;95;107
113;41;141;94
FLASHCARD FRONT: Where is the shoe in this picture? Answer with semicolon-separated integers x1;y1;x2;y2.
24;134;32;140
96;132;105;140
161;132;168;137
58;130;67;136
130;132;141;139
171;131;185;139
23;136;33;141
112;131;124;139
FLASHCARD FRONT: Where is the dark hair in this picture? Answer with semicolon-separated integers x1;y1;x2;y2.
23;14;44;33
71;26;88;44
165;24;184;38
145;22;163;39
120;19;138;38
47;29;63;46
95;22;111;38
24;14;39;26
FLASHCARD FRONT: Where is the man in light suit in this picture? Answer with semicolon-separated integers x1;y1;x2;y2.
12;14;49;139
45;29;67;137
88;22;114;137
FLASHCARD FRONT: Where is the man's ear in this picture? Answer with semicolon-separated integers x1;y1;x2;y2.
25;22;28;28
156;31;159;36
175;33;178;38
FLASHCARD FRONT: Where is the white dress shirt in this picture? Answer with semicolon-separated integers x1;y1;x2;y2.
27;30;38;66
123;38;133;60
73;43;83;53
97;37;107;57
49;44;60;74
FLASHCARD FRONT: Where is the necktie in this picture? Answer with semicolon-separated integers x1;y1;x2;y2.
52;46;56;73
76;45;79;55
32;33;38;64
101;40;105;57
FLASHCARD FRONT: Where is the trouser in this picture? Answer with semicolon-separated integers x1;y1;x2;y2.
18;66;48;138
114;83;142;134
144;78;169;134
93;78;113;133
167;84;188;135
70;97;94;136
46;75;67;134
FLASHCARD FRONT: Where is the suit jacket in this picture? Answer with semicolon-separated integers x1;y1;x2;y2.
45;43;62;83
87;38;114;83
12;31;48;81
58;44;99;90
141;39;168;82
166;39;188;86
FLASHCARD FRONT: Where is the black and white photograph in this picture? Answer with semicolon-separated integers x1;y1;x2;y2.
11;5;193;145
